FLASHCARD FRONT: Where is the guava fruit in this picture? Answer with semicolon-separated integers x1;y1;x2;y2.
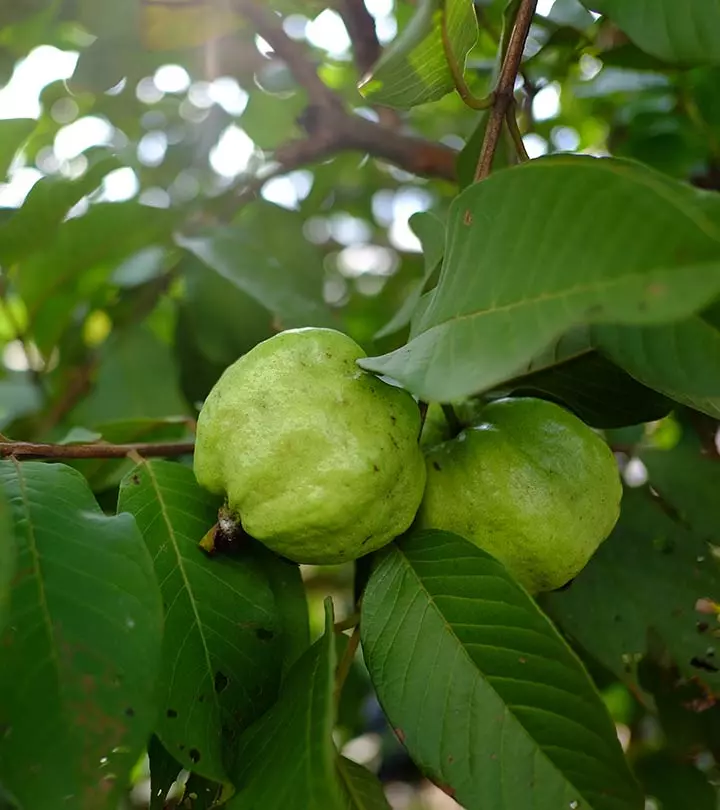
416;397;622;593
193;328;426;564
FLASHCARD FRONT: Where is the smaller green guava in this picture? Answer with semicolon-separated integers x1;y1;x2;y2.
416;397;622;593
193;328;426;564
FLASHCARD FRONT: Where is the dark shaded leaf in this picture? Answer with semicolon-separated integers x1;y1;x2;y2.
0;461;163;810
118;461;285;782
148;735;182;810
544;488;720;693
227;599;344;809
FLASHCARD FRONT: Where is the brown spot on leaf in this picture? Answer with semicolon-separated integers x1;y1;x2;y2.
394;728;405;744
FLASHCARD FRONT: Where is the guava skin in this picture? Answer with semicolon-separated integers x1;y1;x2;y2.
193;328;426;564
416;397;622;594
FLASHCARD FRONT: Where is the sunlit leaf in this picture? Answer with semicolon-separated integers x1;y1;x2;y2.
360;0;478;108
360;157;720;402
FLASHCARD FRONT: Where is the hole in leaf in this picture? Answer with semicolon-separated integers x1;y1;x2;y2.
214;671;229;693
166;709;178;718
255;628;274;641
189;748;201;763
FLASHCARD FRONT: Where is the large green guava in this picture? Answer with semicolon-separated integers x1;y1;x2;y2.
193;328;426;564
416;397;622;593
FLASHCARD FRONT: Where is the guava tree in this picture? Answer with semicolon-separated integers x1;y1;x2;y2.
1;1;720;809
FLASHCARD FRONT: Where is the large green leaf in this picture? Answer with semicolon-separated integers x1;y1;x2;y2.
360;157;720;402
583;0;720;65
544;487;720;694
0;461;163;810
503;348;672;428
362;530;642;810
118;460;286;782
227;600;344;809
16;201;176;351
359;0;478;108
0;118;35;180
337;756;391;810
0;155;119;265
0;486;15;634
595;303;720;398
74;326;189;425
177;210;332;330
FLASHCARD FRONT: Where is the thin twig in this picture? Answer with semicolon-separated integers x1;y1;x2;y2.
334;624;361;705
336;0;382;77
334;612;360;633
505;104;530;162
233;0;336;109
441;12;493;111
0;441;195;460
474;0;537;181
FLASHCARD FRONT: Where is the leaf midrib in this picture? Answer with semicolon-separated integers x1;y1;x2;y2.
390;543;628;809
142;462;222;723
11;460;61;684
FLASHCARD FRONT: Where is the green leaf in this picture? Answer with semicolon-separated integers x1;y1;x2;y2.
118;461;286;782
543;487;720;693
361;530;643;810
177;217;332;330
640;428;720;541
0;156;119;265
337;756;391;810
359;0;478;109
240;88;306;149
0;118;35;179
503;348;672;428
0;372;42;429
255;551;310;676
0;486;15;634
594;302;720;399
375;211;444;339
359;156;720;402
16;201;176;351
74;326;189;425
227;599;344;809
148;735;182;810
583;0;720;65
0;460;163;810
635;752;716;810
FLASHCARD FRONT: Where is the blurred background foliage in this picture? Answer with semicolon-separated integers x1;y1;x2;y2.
2;1;720;808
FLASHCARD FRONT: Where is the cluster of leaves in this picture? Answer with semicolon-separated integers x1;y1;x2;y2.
2;0;720;809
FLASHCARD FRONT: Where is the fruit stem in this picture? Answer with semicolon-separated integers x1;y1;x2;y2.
334;612;360;633
441;404;463;436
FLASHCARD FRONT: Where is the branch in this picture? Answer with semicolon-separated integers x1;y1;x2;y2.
475;0;537;181
0;441;195;460
228;0;457;192
336;0;381;78
233;0;338;111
